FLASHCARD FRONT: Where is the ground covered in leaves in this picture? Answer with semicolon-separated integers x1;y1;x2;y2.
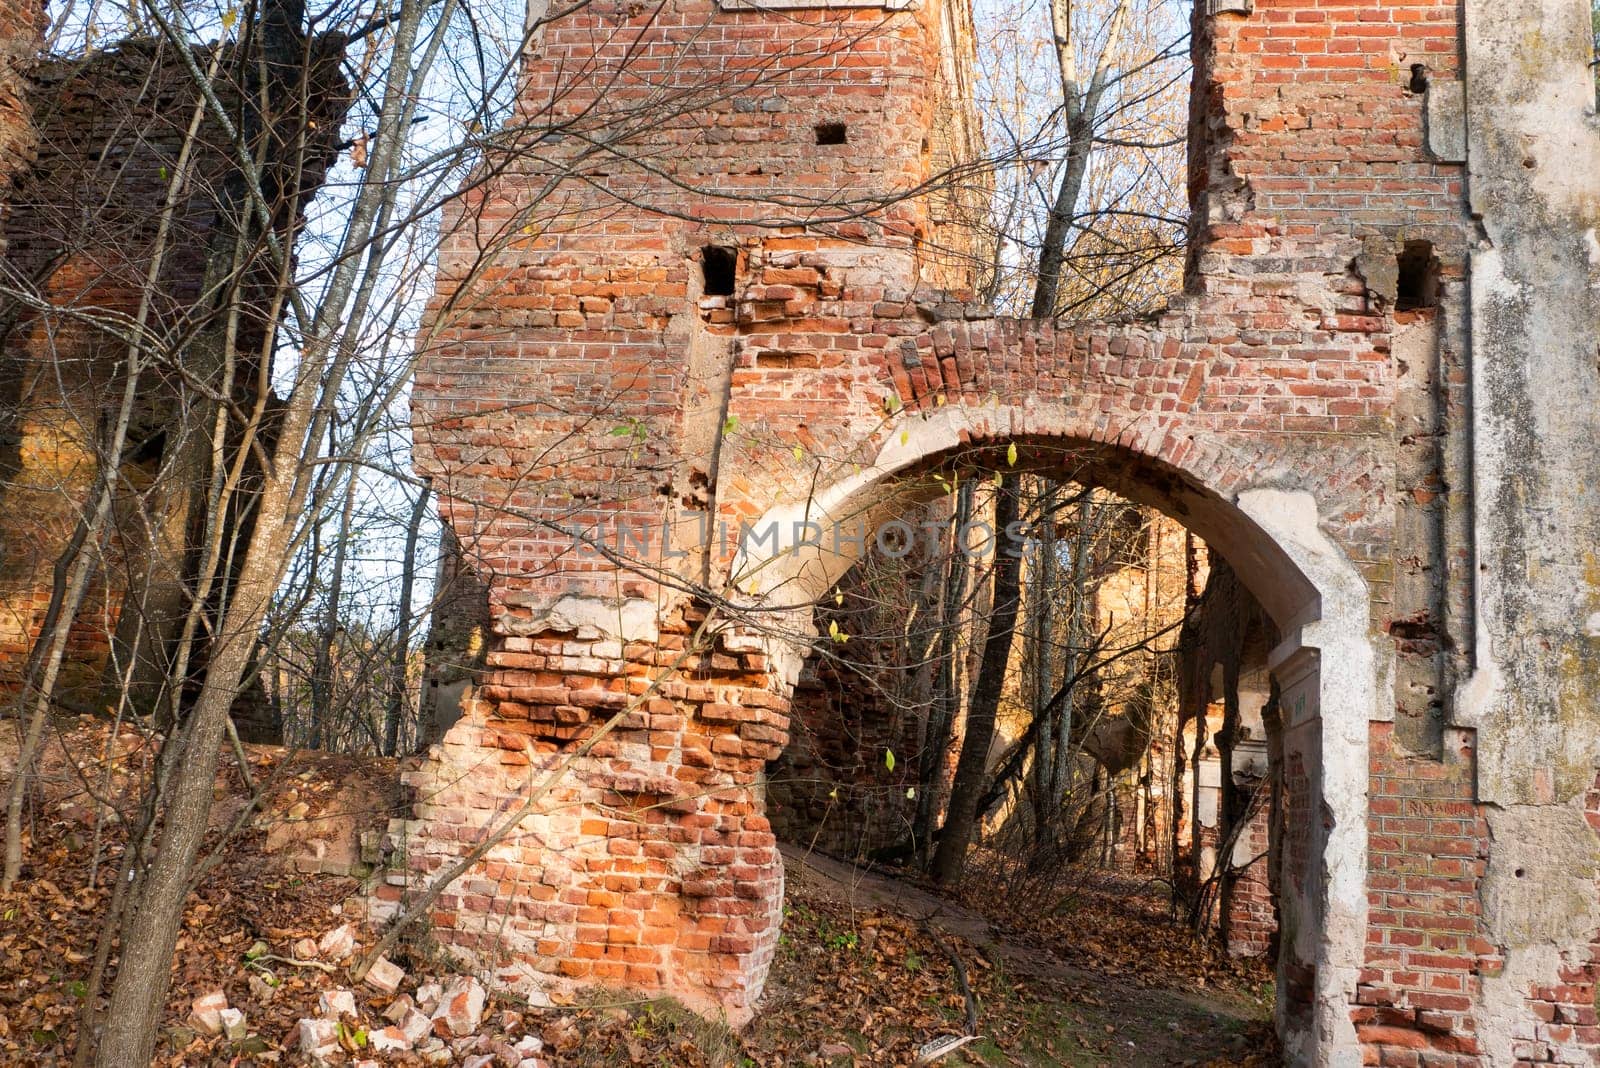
0;717;1275;1066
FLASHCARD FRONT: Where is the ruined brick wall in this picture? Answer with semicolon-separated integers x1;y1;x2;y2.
1224;789;1274;958
0;43;227;696
1175;553;1279;948
1357;722;1486;1064
0;0;46;681
1362;736;1600;1068
1192;0;1472;707
406;0;1410;1028
0;0;41;220
417;0;985;616
765;652;921;859
399;0;1600;1058
404;0;988;1017
0;36;346;707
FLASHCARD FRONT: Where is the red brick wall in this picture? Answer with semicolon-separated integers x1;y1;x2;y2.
1358;722;1487;1065
0;39;346;702
381;604;792;1013
417;0;979;612
401;0;1486;1040
0;0;39;208
1196;0;1472;757
766;650;922;861
1224;789;1275;958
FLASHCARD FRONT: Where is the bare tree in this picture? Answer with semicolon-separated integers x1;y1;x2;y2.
973;0;1187;318
917;0;1188;888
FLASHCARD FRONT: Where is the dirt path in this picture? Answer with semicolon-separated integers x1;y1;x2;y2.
778;845;1270;1067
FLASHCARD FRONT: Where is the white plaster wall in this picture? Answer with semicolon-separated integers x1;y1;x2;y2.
1453;0;1600;1059
1241;489;1373;1068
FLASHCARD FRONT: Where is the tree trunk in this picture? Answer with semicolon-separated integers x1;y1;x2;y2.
931;475;1021;886
98;466;198;723
1028;480;1058;835
310;468;358;749
913;481;972;864
1030;118;1095;319
1047;497;1094;810
92;487;293;1066
92;0;360;1053
385;480;430;755
1034;0;1131;318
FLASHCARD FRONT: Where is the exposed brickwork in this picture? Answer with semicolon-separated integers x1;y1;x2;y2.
1357;722;1487;1066
1224;787;1275;959
766;644;921;861
0;37;346;707
0;0;40;217
399;0;1496;1037
1178;557;1279;960
0;0;1589;1056
379;604;792;1014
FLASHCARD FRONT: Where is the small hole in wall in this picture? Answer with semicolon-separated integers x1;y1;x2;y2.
701;245;737;297
1396;240;1439;311
1407;63;1429;94
814;122;848;146
1515;867;1526;878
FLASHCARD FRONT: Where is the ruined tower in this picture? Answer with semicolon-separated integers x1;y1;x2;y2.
403;0;982;1017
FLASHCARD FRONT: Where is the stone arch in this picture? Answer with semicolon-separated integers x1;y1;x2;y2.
734;399;1374;1063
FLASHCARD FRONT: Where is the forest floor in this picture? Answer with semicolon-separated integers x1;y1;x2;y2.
0;717;1275;1066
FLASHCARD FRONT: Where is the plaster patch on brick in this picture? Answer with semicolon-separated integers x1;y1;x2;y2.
1476;803;1600;1066
1425;80;1467;163
501;594;662;641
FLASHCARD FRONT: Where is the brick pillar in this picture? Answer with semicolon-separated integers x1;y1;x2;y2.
383;607;794;1020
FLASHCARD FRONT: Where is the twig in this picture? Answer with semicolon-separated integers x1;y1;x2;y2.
921;921;979;1037
251;954;338;973
224;715;255;794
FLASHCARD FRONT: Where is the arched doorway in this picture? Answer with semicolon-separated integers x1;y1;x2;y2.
731;410;1374;1063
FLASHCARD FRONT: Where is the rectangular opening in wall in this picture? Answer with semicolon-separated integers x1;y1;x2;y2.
814;122;848;145
702;245;737;296
1396;240;1439;312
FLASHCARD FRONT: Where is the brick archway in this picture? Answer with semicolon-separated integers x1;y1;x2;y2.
394;368;1375;1061
735;386;1324;626
734;400;1374;1062
391;0;1420;1056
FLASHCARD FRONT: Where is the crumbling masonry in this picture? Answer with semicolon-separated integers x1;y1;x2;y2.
396;0;1600;1059
0;15;346;729
0;0;1589;1058
394;0;1600;1061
